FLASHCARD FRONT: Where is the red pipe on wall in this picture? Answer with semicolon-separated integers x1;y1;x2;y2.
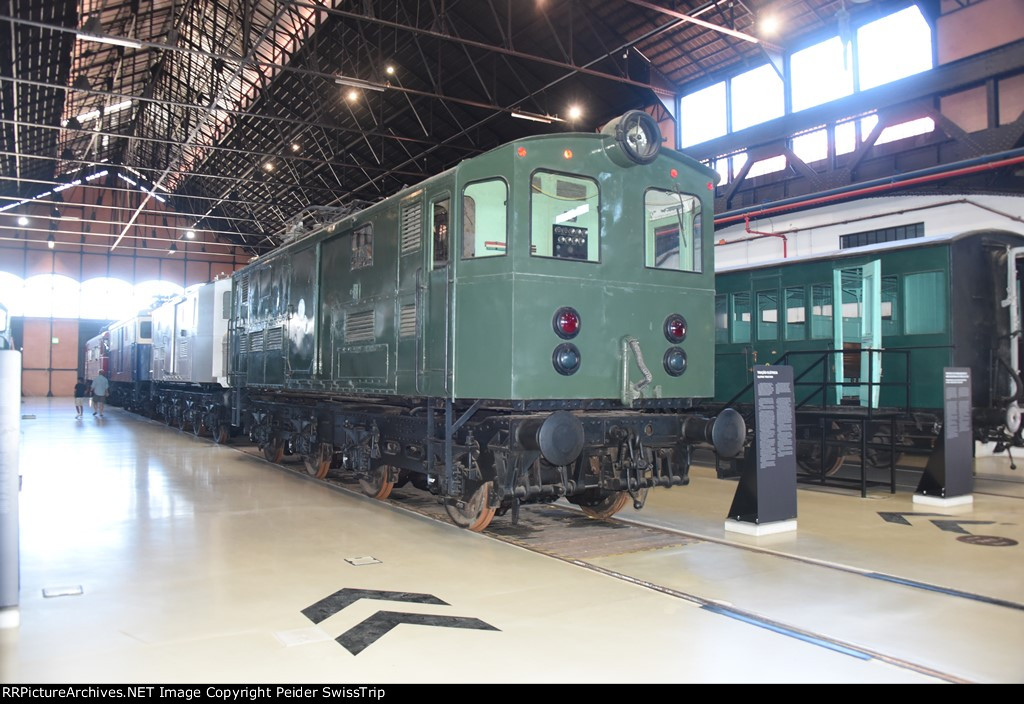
714;154;1024;228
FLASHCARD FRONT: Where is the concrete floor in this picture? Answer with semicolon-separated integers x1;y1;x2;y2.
2;398;1022;683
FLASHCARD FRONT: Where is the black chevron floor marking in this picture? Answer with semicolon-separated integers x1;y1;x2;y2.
877;512;946;526
930;519;995;535
335;611;500;655
301;588;448;624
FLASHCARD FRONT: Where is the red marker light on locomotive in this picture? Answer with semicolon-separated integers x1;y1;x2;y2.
563;149;573;160
553;307;581;339
707;182;714;190
670;168;678;178
664;314;687;343
517;147;527;157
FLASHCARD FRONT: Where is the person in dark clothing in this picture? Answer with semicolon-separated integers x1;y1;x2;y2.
74;377;88;419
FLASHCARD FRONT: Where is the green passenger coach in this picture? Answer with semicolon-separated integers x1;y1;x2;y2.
229;111;744;531
713;229;1024;471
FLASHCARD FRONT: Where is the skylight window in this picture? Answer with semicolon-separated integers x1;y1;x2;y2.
790;37;854;112
857;6;933;91
680;82;726;147
731;64;784;132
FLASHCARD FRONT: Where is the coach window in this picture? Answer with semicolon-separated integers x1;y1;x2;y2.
731;292;751;343
811;284;833;339
531;171;599;262
715;295;729;343
432;199;450;268
904;271;946;334
463;179;508;259
785;287;806;340
757;291;779;341
644;189;701;272
881;275;899;335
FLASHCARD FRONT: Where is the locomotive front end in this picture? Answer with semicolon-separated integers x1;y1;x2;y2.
447;111;743;522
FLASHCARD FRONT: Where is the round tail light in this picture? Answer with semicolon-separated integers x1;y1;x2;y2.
664;314;687;343
553;343;581;376
553;307;581;339
664;347;687;377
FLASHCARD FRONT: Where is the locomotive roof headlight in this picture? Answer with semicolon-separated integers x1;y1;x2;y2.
553;343;581;376
664;314;687;344
600;110;661;166
553;307;581;339
664;347;687;377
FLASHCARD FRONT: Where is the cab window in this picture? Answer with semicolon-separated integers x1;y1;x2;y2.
462;179;508;259
644;188;702;272
530;171;599;262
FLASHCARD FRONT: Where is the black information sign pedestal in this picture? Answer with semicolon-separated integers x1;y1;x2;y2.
914;367;974;507
725;365;798;536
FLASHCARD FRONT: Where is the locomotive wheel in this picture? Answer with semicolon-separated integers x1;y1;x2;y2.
192;415;208;438
571;490;630;519
177;413;189;432
213;424;230;445
262;436;285;463
796;443;845;477
303;444;332;480
444;481;497;532
358;465;395;500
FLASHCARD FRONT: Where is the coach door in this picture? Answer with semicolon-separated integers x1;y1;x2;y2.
833;260;881;407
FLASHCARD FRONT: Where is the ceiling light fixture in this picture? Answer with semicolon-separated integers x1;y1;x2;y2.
385;65;395;76
47;233;55;250
335;76;386;93
168;242;178;255
17;216;28;226
77;15;143;49
568;105;582;120
186;230;196;239
511;111;562;124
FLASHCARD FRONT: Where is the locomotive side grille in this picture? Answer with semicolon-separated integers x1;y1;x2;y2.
238;333;249;354
177;340;189;358
240;275;249;303
345;310;375;343
400;204;421;254
266;327;284;350
249;330;265;352
399;303;417;337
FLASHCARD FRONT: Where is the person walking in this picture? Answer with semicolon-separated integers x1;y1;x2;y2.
91;370;109;418
73;377;88;418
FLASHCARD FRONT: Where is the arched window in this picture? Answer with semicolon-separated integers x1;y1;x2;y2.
0;272;24;316
81;277;136;320
23;274;81;318
134;280;183;314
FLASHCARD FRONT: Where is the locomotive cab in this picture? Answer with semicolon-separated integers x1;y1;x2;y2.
448;112;718;408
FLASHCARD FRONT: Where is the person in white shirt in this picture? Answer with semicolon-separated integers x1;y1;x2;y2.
91;370;109;418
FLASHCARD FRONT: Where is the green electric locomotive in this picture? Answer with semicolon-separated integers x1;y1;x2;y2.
230;111;743;531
